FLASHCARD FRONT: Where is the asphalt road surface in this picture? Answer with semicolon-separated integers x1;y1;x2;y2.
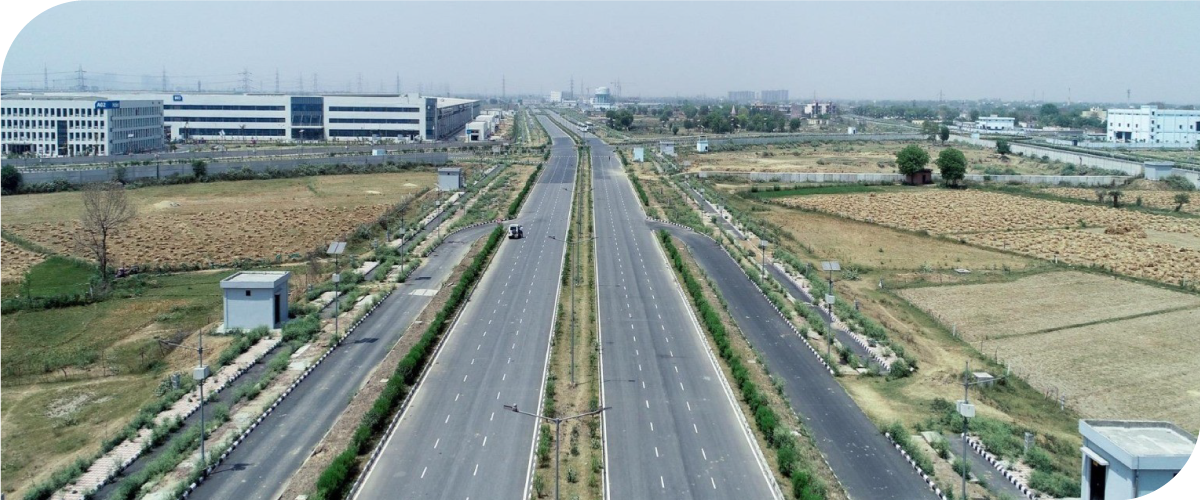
352;114;577;500
658;224;939;500
573;115;779;500
186;223;494;500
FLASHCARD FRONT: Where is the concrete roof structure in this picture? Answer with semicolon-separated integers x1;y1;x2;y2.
219;271;291;289
1080;420;1196;469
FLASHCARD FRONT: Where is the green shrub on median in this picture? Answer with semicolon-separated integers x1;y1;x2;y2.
312;226;504;500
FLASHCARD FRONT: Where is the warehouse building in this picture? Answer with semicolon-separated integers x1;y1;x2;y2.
0;94;164;157
1107;106;1200;146
2;91;479;150
976;115;1016;131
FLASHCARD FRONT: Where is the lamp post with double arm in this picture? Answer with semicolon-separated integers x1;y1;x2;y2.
503;404;610;500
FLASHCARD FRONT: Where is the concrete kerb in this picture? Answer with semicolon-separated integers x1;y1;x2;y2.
962;433;1040;499
884;432;950;500
178;288;394;496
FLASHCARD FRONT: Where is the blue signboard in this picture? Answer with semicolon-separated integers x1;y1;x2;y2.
94;100;121;109
173;94;183;102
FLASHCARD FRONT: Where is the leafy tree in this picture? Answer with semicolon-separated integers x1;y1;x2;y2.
1108;190;1123;208
896;145;930;176
921;121;939;141
1;164;22;194
938;126;950;143
996;139;1012;155
969;109;981;121
1039;103;1060;118
191;160;208;179
936;148;967;187
1175;193;1191;212
789;118;802;132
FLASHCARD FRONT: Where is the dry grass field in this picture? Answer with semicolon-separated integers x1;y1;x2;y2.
687;142;1056;175
897;271;1200;431
1044;187;1200;214
1;172;435;267
992;308;1200;430
898;272;1200;341
760;205;1033;271
779;190;1200;285
1;240;46;283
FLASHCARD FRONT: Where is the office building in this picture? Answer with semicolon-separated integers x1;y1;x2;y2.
728;90;755;103
1;95;163;157
1107;106;1200;146
760;89;789;103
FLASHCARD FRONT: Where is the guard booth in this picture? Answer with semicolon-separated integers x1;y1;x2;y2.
633;147;645;162
696;137;709;153
1079;420;1196;500
438;167;464;191
220;271;291;331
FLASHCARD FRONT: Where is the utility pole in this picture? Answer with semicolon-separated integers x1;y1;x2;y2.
155;332;210;470
395;73;401;94
162;67;168;91
503;404;610;500
75;65;87;91
239;68;251;93
197;80;202;92
275;68;280;93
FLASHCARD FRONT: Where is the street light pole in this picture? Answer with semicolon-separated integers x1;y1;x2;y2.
503;404;610;500
549;232;596;387
154;332;209;469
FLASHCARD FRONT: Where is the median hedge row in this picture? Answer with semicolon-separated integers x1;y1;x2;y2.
312;226;504;500
658;231;826;500
506;162;543;219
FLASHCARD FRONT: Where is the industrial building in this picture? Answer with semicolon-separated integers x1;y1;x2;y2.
1078;420;1195;500
220;271;291;331
2;91;479;153
1107;105;1200;146
0;94;164;157
976;115;1016;131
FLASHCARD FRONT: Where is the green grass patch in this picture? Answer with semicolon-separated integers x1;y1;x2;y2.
14;256;96;297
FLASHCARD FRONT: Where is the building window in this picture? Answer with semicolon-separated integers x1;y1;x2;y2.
328;106;420;113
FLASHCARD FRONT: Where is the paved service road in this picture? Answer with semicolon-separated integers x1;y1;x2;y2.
353;114;576;500
187;224;494;500
658;224;938;500
569;114;779;500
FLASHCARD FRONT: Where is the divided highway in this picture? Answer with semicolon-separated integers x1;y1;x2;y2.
574;116;779;499
352;115;577;499
656;224;939;500
186;224;494;500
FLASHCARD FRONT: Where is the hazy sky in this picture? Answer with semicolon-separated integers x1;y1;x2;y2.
3;1;1199;103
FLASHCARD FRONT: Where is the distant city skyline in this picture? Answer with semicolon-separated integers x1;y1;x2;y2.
2;2;1199;104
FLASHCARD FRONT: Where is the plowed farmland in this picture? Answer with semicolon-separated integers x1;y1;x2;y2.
1044;187;1199;214
1;172;434;267
778;190;1200;285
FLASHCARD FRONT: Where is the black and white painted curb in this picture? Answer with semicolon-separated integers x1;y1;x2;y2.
962;433;1040;499
177;289;394;498
772;265;895;371
884;432;950;500
68;336;281;497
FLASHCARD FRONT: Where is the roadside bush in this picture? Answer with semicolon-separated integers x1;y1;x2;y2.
1162;174;1196;191
1029;469;1080;498
507;162;543;218
312;226;504;499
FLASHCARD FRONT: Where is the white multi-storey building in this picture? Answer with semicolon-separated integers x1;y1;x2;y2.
1107;106;1200;146
3;91;479;148
1;95;163;157
976;115;1016;131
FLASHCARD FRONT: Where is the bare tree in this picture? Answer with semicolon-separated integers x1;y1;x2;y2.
76;182;136;286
